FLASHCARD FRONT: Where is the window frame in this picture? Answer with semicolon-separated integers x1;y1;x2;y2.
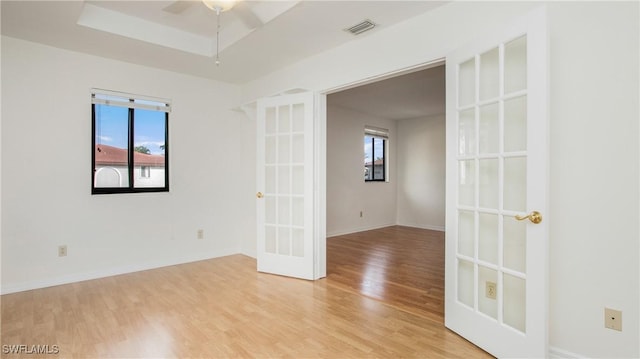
91;90;170;195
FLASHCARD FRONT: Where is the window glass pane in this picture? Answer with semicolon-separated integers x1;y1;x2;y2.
364;135;373;180
364;135;385;181
373;137;384;180
133;109;166;188
94;104;129;188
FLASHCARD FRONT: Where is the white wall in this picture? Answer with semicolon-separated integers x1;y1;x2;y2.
547;3;639;357
242;2;639;357
326;104;397;236
396;114;445;231
1;36;256;293
326;110;445;236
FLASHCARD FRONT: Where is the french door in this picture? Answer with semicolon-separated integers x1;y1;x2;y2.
444;7;549;358
256;92;315;279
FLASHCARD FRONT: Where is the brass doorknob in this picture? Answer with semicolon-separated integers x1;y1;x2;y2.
515;211;542;224
256;192;264;199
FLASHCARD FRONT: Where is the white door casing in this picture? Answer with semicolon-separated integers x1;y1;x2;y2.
444;7;549;358
256;92;316;280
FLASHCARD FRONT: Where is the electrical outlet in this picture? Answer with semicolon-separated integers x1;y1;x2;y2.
360;211;363;218
604;308;622;331
58;245;67;257
486;281;497;300
197;229;204;239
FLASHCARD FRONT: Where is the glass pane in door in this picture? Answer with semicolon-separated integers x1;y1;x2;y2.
478;266;498;319
458;210;475;258
455;35;531;336
504;36;527;94
504;96;527;152
458;259;474;308
479;103;499;154
503;273;526;332
459;58;476;107
478;213;498;265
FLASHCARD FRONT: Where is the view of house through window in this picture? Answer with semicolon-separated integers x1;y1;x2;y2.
92;90;170;194
364;126;388;181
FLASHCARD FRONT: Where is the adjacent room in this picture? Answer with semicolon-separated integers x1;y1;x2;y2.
325;65;448;320
1;1;638;358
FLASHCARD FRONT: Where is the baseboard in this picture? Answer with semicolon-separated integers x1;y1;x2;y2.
549;346;585;359
241;250;257;259
0;247;240;295
327;223;397;238
396;222;445;232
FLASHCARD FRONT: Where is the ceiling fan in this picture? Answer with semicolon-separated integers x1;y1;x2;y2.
162;0;264;30
164;0;264;65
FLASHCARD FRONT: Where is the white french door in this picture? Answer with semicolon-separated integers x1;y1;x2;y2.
444;7;548;358
256;92;315;280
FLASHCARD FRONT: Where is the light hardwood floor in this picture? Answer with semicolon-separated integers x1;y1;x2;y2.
327;226;446;324
2;226;491;358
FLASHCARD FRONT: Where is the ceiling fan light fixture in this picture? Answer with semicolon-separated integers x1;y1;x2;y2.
202;0;236;13
203;0;237;66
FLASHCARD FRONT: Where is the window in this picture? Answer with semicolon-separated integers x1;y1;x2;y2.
364;126;388;182
92;89;170;194
140;166;151;178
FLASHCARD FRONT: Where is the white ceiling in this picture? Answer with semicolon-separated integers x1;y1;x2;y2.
328;65;445;121
1;0;446;84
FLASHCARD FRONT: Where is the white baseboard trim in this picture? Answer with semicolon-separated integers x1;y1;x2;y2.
549;346;585;359
327;223;397;238
396;222;445;232
327;222;445;238
241;250;257;259
0;247;240;295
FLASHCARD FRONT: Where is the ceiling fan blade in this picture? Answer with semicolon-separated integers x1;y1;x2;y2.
162;1;195;14
233;1;263;29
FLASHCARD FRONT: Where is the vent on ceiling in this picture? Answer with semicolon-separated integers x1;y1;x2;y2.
344;19;377;35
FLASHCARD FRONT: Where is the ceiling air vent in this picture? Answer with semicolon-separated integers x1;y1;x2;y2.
344;19;377;35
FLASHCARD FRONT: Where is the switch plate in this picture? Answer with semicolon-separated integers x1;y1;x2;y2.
197;229;204;239
58;245;67;257
486;281;497;299
604;308;622;331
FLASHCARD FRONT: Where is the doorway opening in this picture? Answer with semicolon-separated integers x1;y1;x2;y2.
324;64;446;321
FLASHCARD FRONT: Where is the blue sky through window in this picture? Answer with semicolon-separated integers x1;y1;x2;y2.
95;104;166;155
364;135;384;164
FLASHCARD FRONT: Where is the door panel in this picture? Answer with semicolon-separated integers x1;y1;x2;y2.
257;92;315;279
445;7;548;358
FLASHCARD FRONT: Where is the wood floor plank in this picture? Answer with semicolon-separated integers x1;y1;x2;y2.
327;226;447;323
1;226;491;358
